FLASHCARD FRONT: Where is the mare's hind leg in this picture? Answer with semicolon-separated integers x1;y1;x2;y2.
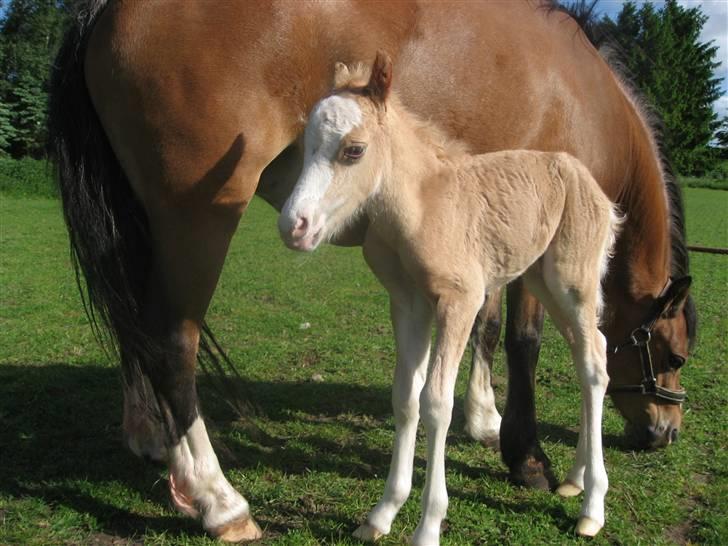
464;289;503;449
140;200;263;541
123;371;167;463
500;279;555;490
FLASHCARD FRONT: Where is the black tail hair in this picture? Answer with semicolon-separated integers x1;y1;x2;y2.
47;1;251;430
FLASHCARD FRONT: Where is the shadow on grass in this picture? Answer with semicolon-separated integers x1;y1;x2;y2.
0;362;628;541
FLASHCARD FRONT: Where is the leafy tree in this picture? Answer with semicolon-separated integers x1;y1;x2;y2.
599;0;724;175
0;0;70;157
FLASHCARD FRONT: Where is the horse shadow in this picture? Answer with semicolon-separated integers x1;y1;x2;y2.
0;362;625;541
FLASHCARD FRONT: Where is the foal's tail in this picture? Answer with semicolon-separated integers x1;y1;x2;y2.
47;1;248;415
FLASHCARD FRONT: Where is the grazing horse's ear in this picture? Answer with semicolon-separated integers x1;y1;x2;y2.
333;61;351;88
659;276;692;318
366;50;393;104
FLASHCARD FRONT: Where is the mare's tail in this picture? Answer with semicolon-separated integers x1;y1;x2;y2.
47;1;248;427
48;0;155;384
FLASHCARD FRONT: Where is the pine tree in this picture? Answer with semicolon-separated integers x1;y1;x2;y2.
600;0;723;175
0;0;70;158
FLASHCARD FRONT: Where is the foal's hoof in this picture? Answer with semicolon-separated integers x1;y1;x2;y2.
353;522;385;542
556;479;583;498
575;516;603;537
211;515;263;542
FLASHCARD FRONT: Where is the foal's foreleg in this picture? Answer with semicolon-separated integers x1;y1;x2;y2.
413;294;482;546
354;292;433;541
464;289;503;448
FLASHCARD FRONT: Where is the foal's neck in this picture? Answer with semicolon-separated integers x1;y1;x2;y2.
369;103;458;240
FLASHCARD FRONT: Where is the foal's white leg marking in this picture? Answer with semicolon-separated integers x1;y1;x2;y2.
573;330;609;537
556;396;587;497
354;293;433;541
169;417;261;539
464;348;501;448
525;263;609;536
412;298;482;546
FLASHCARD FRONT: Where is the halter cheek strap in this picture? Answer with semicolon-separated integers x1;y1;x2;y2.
606;280;687;405
607;326;687;404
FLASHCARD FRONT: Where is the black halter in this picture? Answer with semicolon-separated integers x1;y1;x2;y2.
606;282;687;405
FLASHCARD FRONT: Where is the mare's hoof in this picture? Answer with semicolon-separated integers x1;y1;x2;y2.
575;516;603;537
556;479;583;498
353;522;385;542
509;456;555;491
168;474;199;519
212;515;263;542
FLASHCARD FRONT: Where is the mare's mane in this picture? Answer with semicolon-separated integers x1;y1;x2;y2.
549;0;696;345
332;63;470;161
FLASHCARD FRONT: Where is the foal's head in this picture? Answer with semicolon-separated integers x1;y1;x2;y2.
279;52;394;251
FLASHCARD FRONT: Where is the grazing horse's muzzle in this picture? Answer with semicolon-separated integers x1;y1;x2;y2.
625;422;679;449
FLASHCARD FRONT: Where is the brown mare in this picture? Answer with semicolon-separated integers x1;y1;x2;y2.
279;52;621;540
48;0;695;541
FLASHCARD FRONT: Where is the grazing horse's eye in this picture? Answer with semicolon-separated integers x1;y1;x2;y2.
669;354;686;369
342;144;366;161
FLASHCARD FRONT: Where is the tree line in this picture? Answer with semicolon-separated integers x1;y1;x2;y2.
0;0;725;174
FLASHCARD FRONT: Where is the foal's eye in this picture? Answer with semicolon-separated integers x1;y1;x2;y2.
342;144;366;161
669;354;686;369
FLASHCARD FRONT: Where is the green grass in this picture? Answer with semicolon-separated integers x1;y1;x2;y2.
1;188;727;545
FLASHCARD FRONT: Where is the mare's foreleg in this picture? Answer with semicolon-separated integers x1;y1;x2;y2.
500;279;555;490
464;289;503;448
413;292;483;546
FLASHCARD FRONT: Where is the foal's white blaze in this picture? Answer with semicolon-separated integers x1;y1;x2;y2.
279;95;363;250
169;417;256;534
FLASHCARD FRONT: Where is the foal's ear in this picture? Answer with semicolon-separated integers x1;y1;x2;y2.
366;50;393;104
659;276;692;318
333;61;351;88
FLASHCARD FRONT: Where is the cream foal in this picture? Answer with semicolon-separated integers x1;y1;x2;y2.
279;52;620;544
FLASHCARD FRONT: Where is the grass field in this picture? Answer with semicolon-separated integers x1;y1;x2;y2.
0;188;726;545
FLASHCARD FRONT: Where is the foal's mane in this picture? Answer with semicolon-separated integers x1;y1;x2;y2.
332;62;470;161
548;0;696;344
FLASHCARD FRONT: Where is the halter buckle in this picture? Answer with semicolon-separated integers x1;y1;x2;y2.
630;326;651;346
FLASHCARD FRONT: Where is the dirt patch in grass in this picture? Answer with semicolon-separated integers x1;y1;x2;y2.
75;533;143;546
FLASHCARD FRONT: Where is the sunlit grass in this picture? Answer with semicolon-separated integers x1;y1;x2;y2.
0;188;726;544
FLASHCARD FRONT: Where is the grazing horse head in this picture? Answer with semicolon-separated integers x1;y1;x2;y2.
607;275;694;448
279;54;395;251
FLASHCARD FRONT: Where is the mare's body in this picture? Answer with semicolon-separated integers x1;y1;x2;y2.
48;0;693;540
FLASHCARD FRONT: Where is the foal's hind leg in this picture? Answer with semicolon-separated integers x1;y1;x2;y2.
526;267;609;537
464;289;503;449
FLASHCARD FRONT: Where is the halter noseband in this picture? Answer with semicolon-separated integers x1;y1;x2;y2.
606;282;687;405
